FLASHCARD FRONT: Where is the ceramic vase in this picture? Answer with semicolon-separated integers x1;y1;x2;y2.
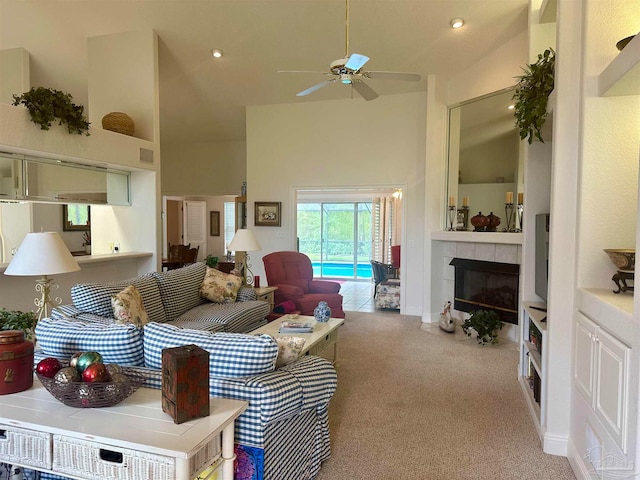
314;301;331;323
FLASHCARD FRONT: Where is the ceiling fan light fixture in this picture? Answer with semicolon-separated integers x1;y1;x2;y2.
341;74;352;84
450;18;464;29
211;49;223;58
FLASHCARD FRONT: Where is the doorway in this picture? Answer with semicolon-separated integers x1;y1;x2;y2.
295;187;403;281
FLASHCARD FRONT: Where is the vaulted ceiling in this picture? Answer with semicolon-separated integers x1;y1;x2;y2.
0;0;528;144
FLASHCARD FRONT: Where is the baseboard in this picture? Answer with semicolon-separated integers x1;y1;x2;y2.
543;432;569;456
567;439;592;480
421;312;438;323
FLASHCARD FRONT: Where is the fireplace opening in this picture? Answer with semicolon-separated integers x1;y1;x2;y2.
449;258;520;325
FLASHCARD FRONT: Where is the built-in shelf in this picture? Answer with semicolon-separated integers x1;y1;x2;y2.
524;341;542;374
523;301;548;331
431;231;522;245
0;252;152;273
598;33;640;97
577;288;633;345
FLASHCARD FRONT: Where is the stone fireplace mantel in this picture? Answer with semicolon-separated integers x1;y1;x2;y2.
431;231;522;245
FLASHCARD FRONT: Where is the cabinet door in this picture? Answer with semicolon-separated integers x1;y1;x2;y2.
575;313;597;404
595;327;630;452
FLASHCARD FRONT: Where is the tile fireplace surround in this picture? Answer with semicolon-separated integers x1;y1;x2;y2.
431;232;522;342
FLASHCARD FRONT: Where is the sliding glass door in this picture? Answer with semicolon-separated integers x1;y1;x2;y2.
297;202;372;279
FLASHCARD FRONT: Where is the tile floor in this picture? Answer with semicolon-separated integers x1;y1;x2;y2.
340;280;400;313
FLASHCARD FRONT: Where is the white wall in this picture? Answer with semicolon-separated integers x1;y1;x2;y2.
161;141;246;196
247;92;427;316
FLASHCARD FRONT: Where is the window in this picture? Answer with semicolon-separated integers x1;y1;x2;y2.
223;201;235;252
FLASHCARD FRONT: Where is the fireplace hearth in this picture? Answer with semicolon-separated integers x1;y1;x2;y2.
449;258;520;324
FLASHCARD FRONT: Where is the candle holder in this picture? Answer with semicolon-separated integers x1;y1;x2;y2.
504;203;515;232
447;205;457;231
457;206;469;231
515;203;524;232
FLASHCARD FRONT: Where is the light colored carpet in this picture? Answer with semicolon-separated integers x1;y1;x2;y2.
315;311;576;480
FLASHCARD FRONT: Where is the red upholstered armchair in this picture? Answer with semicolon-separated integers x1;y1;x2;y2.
262;251;345;318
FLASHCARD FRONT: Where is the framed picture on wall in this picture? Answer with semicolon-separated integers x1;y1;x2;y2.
255;202;281;227
210;211;220;236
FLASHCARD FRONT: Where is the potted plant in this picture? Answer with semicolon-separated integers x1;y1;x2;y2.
205;255;219;269
12;87;90;136
82;231;91;254
513;48;555;144
0;308;37;341
462;310;503;345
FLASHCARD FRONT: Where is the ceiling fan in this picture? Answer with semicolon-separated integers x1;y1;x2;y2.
279;0;421;101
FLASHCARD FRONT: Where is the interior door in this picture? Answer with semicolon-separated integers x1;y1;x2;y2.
183;200;206;261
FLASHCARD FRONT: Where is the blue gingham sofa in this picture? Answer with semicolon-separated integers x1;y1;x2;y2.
20;263;338;480
52;262;270;334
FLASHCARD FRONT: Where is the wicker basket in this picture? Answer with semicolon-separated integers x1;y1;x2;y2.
37;368;146;408
102;112;135;136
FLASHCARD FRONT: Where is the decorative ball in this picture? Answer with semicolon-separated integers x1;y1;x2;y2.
106;364;123;376
54;367;81;385
82;362;111;383
36;357;62;378
110;373;129;383
69;352;84;369
76;351;103;373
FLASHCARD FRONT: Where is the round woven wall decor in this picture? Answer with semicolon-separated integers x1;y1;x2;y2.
102;112;135;136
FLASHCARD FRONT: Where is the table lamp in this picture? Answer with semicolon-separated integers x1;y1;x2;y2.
4;232;80;321
228;228;261;285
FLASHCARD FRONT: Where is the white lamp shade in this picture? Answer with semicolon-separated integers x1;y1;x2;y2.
228;229;261;252
4;232;80;276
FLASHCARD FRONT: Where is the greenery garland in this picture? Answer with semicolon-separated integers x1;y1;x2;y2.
12;87;90;136
513;48;555;144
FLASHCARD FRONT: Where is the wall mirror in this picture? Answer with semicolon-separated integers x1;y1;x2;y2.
447;87;523;231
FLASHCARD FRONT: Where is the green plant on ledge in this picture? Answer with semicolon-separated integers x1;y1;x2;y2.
462;310;503;345
12;87;91;136
0;308;37;341
513;48;555;144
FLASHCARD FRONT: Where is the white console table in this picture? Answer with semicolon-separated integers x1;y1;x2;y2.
0;378;247;480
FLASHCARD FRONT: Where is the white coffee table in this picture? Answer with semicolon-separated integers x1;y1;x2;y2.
0;378;247;480
252;316;344;363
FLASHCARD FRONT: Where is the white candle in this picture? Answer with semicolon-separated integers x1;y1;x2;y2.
517;192;524;204
449;196;455;207
506;192;513;204
462;196;469;207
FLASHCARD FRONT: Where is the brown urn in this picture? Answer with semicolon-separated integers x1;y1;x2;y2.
470;212;489;232
486;212;501;232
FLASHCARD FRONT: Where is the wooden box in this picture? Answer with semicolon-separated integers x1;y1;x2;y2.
161;344;210;424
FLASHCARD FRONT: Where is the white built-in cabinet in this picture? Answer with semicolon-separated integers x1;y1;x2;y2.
575;312;630;453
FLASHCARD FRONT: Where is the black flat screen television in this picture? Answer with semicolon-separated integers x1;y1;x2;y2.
535;213;550;302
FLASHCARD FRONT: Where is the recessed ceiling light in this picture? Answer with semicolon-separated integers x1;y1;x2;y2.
450;18;464;29
508;104;515;110
211;49;223;58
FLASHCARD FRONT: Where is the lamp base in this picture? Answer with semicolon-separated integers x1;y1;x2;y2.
34;275;63;321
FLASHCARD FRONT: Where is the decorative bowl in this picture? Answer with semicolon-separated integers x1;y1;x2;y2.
37;368;146;408
616;35;636;51
604;249;635;272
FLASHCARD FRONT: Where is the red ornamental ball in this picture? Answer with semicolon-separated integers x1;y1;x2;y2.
82;362;111;383
36;357;62;378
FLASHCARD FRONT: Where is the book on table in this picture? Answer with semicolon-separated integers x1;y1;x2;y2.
279;320;314;333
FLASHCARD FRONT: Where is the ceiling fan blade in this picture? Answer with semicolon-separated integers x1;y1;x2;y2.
345;53;369;71
296;79;337;97
365;71;421;81
352;79;379;101
278;70;333;75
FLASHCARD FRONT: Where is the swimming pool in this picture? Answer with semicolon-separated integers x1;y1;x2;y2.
311;261;372;279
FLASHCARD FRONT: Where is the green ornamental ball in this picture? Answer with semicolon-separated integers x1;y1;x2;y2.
75;351;103;373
